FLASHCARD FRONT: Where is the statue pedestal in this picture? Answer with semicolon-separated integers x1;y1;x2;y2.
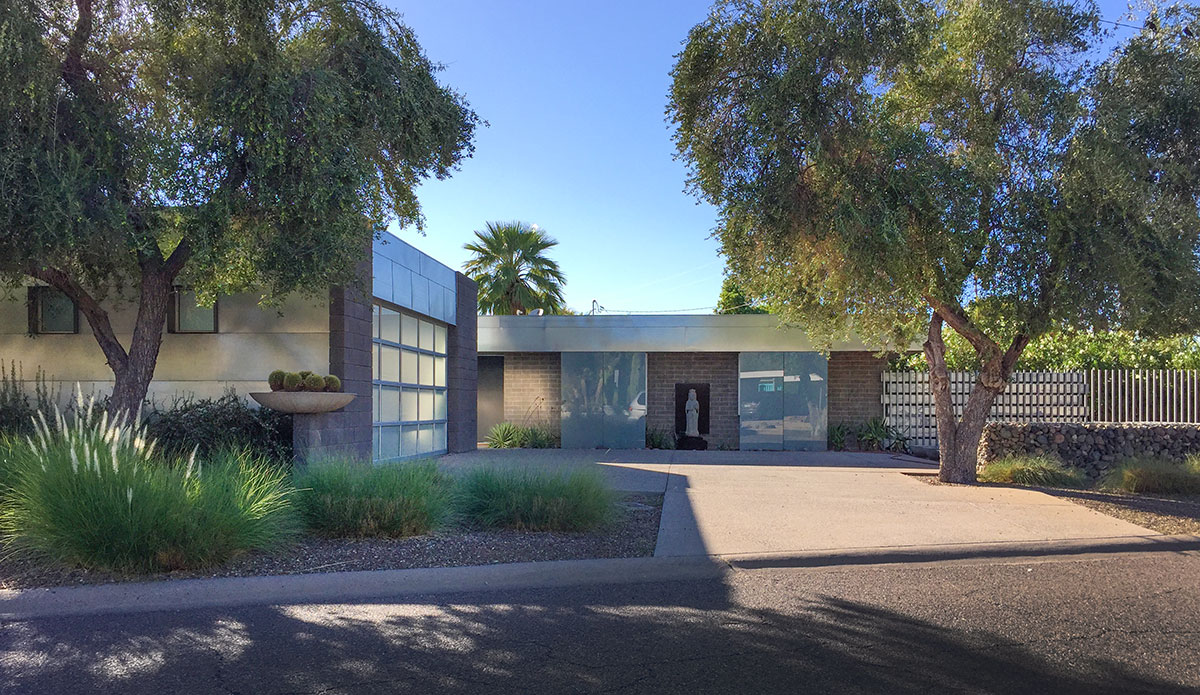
676;435;708;451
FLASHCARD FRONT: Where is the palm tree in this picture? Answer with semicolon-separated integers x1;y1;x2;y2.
463;221;567;315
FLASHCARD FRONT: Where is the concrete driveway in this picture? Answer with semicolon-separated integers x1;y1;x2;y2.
438;449;1155;558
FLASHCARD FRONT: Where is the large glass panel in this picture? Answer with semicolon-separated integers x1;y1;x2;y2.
434;356;446;387
434;390;447;420
372;345;380;380
401;388;419;423
419;320;435;351
419;353;434;386
39;290;77;333
401;425;419;456
401;314;419;347
401;350;418;384
380;426;400;460
372;385;380;423
380;345;400;382
380;386;400;423
434;325;447;354
418;389;433;421
560;352;646;449
434;423;447;452
176;291;216;333
739;352;784;450
783;352;828;451
379;307;401;343
372;305;380;339
418;424;433;454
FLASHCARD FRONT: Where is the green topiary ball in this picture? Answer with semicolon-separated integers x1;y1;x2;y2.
323;375;342;392
282;372;303;392
298;370;314;380
303;373;325;392
267;370;287;392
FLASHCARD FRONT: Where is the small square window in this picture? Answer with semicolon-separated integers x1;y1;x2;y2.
29;287;78;334
170;289;217;333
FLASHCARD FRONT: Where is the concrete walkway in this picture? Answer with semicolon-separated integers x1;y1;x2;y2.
439;449;1157;558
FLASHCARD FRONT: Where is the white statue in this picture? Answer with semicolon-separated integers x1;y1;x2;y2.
685;388;700;437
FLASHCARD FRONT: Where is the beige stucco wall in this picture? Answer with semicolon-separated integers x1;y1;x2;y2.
0;289;330;407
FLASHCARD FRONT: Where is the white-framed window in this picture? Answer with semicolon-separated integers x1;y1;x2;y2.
28;287;79;334
372;303;449;461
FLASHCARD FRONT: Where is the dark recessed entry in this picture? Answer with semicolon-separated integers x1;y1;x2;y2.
477;356;505;442
674;383;710;435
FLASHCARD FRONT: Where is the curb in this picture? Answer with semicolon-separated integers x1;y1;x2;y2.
719;534;1200;570
0;555;727;620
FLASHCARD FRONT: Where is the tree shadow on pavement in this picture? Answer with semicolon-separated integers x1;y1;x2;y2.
2;575;1188;695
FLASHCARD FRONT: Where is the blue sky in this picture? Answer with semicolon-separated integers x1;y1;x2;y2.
386;0;1146;315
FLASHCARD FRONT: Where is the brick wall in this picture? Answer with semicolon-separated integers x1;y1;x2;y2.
647;352;739;449
293;278;373;464
446;272;478;454
503;352;561;435
827;351;888;425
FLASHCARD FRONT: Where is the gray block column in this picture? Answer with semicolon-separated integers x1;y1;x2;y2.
446;272;478;453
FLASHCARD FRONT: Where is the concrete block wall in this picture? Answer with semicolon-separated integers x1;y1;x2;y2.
446;272;478;454
503;352;562;435
827;351;888;426
647;352;739;450
294;282;373;464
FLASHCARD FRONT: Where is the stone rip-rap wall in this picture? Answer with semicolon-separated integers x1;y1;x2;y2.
980;422;1200;477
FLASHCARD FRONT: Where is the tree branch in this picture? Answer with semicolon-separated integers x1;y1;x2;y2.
61;0;95;96
27;266;128;373
923;294;1002;362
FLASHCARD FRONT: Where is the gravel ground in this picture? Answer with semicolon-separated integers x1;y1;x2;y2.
0;493;663;591
909;472;1200;536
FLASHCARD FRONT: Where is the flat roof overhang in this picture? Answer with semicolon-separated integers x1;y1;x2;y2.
478;314;889;353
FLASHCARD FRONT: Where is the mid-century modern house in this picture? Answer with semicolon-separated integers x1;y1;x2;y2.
476;315;889;451
1;233;893;460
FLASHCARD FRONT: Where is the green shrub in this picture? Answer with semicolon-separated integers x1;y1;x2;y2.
856;418;889;450
1099;457;1200;494
646;426;676;450
0;361;54;437
486;422;524;448
456;468;615;531
267;370;287;391
293;460;451;537
979;455;1087;488
323;375;342;392
523;424;558;448
0;404;297;573
283;372;303;392
143;392;292;463
828;423;851;451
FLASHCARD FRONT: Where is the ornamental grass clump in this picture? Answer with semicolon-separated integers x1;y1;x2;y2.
0;396;297;573
293;459;451;537
1099;457;1200;495
456;468;615;532
978;455;1087;488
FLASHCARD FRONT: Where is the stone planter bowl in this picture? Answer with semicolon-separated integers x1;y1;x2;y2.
250;391;356;415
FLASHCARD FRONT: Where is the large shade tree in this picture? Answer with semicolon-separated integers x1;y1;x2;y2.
670;0;1200;481
0;0;476;414
464;221;567;315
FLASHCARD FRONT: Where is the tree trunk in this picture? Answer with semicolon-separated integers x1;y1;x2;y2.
924;314;1005;483
106;269;172;416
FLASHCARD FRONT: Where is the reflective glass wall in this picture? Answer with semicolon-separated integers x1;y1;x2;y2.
372;304;448;461
561;352;646;449
738;352;827;451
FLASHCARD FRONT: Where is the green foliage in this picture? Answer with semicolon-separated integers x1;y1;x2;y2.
715;276;768;314
827;423;851;451
486;422;524;449
646;427;677;450
0;361;54;437
303;374;326;392
293;460;451;537
892;329;1200;371
856;418;889;451
323;375;342;393
464;222;567;315
267;370;287;392
979;455;1087;488
1099;457;1200;495
283;373;303;392
0;0;477;411
456;468;615;532
143;393;292;463
522;425;559;449
0;406;297;573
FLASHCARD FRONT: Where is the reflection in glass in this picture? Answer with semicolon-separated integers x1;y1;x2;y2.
560;352;646;449
739;352;784;450
739;352;828;450
783;352;828;451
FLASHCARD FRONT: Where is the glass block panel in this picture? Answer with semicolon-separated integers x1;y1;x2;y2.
379;307;401;343
418;389;433;421
176;291;215;332
434;389;447;420
380;386;400;423
380;426;401;460
561;352;646;449
402;388;418;423
380;345;400;383
401;425;419;456
419;353;434;386
434;324;447;354
418;424;433;454
401;350;418;385
401;314;419;347
434;356;446;387
434;423;447;452
419;320;435;351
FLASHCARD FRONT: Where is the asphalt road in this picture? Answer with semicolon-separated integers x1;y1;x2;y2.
4;550;1200;694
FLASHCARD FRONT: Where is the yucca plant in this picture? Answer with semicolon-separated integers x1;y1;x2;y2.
0;393;297;573
486;422;525;449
